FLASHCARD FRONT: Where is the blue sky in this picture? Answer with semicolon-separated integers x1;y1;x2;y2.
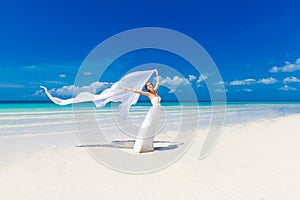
1;0;300;101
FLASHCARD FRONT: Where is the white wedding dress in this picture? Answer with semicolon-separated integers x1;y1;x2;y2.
40;69;162;153
134;96;161;153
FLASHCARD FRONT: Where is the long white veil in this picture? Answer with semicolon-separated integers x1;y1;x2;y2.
40;69;155;118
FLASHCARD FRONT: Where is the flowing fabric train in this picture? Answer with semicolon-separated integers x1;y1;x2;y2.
40;69;155;118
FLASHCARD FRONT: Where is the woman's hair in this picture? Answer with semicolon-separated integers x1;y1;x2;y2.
144;82;153;92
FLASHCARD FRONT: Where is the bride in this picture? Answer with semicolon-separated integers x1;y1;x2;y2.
40;69;161;153
125;69;161;153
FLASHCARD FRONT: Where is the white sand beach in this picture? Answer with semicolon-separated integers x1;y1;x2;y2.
1;114;300;200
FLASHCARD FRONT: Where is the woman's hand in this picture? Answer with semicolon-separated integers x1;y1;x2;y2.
124;88;132;92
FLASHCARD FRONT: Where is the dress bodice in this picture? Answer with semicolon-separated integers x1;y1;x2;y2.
151;96;161;106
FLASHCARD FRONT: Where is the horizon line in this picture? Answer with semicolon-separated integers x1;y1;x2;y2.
1;100;300;103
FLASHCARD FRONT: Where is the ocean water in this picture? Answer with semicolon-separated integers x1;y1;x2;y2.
1;101;300;138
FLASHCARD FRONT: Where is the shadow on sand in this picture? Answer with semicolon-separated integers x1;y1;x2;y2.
75;140;184;152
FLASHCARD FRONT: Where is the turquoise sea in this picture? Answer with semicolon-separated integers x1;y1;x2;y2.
1;101;300;138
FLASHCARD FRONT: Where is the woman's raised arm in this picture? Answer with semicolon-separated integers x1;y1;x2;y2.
153;69;160;91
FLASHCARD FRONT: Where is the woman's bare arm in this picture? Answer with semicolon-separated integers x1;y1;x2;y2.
153;69;160;91
125;88;149;96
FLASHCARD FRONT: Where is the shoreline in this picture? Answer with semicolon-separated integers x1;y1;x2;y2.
1;112;300;140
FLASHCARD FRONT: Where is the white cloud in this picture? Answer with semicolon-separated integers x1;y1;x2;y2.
215;81;225;86
257;77;278;84
228;77;277;86
33;89;46;97
45;80;67;85
84;72;93;76
22;65;37;70
35;81;112;97
229;78;256;86
0;83;24;88
188;75;197;81
269;67;280;73
279;85;297;91
195;74;208;87
22;64;76;71
59;74;67;78
215;88;228;93
269;58;300;73
196;74;208;83
243;88;253;92
283;76;300;84
161;76;189;93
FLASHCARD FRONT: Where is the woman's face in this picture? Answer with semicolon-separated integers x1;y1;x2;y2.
146;82;153;91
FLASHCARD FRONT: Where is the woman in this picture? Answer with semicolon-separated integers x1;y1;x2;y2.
125;69;161;153
41;69;160;152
